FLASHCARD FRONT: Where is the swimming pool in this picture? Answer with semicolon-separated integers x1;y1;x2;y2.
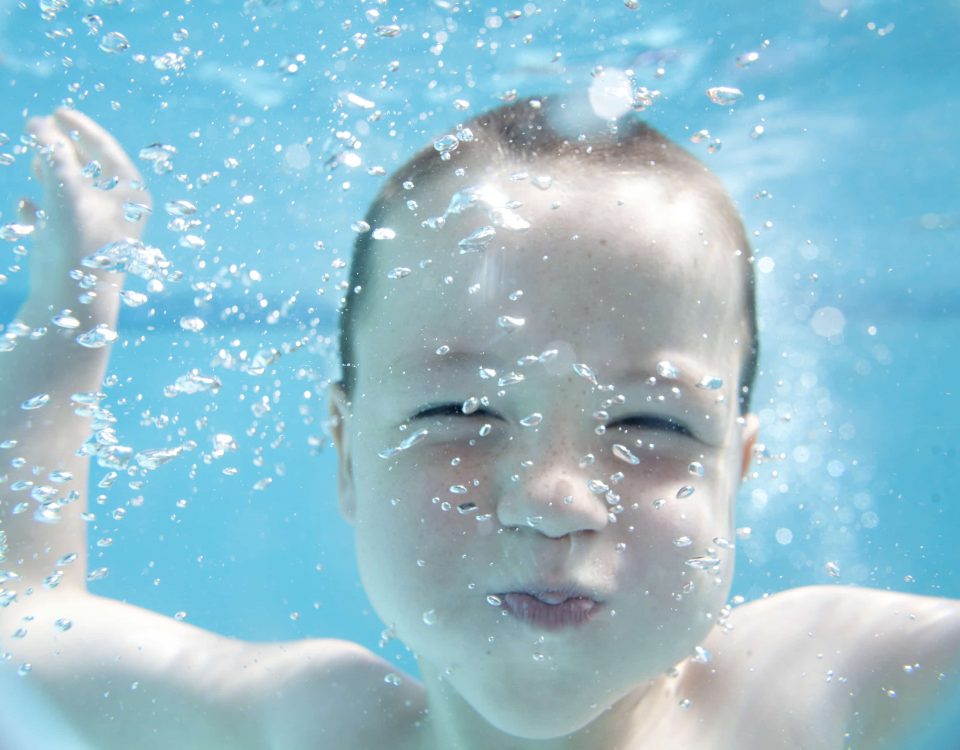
1;0;957;729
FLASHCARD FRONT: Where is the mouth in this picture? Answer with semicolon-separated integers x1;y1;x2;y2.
493;587;605;631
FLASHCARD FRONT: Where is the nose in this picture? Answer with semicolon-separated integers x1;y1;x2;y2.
495;446;609;538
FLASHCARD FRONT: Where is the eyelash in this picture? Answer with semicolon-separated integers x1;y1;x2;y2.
611;416;693;437
413;403;498;419
413;405;691;436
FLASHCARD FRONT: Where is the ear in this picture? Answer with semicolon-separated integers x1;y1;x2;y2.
328;382;357;526
739;412;760;482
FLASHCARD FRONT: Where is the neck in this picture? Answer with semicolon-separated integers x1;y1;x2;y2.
413;659;680;750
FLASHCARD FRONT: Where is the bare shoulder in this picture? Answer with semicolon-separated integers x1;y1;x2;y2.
692;586;960;748
1;591;424;750
253;637;426;750
724;585;960;675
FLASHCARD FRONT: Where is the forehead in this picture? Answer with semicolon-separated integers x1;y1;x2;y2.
354;168;746;389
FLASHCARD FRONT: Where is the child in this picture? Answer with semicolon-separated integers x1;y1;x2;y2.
0;99;957;749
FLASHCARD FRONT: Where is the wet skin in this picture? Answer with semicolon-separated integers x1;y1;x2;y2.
332;166;759;746
2;112;957;750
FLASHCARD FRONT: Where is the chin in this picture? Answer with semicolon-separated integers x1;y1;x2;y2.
480;701;602;741
453;664;632;740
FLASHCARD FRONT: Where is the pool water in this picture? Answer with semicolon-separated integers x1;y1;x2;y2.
1;0;957;719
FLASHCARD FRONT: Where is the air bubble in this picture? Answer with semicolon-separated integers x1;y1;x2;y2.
450;397;476;417
612;444;640;465
519;413;542;427
387;267;411;280
687;462;704;477
521;176;551;194
179;316;206;332
497;372;524;387
497;315;525;331
572;363;598;386
825;561;840;578
372;227;396;240
458;225;496;253
691;376;722;396
164;199;197;217
82;14;103;35
673;536;693;547
98;31;129;54
588;479;610;494
685;556;720;571
457;502;478;514
21;394;50;410
434;134;459;156
123;201;152;222
656;360;680;380
0;223;35;241
378;428;429;459
179;235;205;251
422;609;437;625
135;445;189;471
75;325;118;348
164;371;221;397
706;86;743;105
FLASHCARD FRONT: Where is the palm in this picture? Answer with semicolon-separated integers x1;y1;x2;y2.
24;109;151;300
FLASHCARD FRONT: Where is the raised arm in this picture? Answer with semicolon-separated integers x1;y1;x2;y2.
0;113;385;749
0;109;147;593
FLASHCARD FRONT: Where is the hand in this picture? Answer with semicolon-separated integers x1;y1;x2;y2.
20;109;151;305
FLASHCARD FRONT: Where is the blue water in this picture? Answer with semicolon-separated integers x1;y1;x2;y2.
1;0;957;695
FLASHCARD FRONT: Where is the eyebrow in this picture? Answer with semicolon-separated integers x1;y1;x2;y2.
385;350;509;372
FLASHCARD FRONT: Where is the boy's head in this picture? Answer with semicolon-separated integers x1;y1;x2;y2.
330;96;760;739
339;96;758;412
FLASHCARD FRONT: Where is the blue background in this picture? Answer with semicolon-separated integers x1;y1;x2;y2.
1;0;957;690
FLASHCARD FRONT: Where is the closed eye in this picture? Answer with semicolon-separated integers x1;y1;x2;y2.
611;415;693;437
413;403;500;420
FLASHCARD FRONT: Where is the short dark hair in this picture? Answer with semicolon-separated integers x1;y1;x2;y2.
338;96;758;412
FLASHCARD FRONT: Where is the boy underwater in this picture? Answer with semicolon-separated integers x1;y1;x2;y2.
0;97;957;749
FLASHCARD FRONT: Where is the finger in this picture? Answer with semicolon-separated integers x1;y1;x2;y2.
26;115;82;193
52;108;141;184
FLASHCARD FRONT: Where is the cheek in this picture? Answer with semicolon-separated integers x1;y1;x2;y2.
350;446;485;610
